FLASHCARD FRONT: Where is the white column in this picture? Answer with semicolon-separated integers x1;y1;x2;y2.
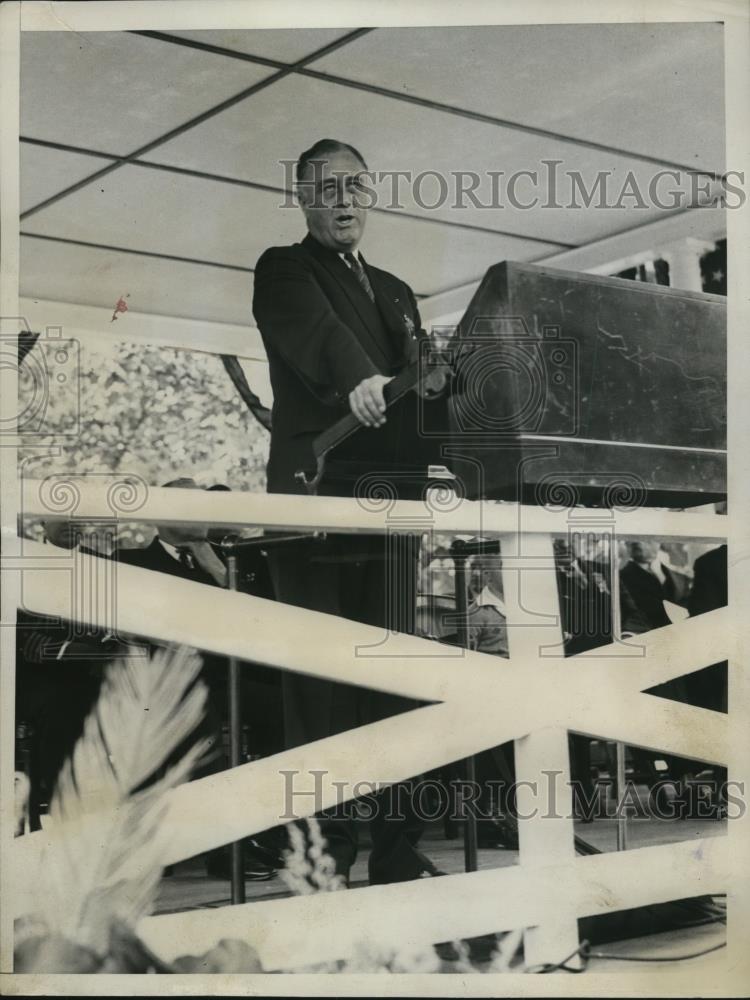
659;237;715;293
503;532;581;970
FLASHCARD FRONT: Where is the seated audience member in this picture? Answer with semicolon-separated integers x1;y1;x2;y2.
661;536;728;714
466;553;509;657
688;542;727;620
619;539;690;635
464;554;516;845
554;534;614;809
620;534;724;810
555;534;612;654
665;529;728;806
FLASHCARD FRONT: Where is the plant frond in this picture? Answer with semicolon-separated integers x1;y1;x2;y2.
33;646;208;954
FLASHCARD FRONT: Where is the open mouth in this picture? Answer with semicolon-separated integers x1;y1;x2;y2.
335;213;356;225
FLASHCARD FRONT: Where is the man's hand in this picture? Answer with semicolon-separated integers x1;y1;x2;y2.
348;374;393;427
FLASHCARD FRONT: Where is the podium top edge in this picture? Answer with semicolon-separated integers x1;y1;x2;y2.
478;260;727;306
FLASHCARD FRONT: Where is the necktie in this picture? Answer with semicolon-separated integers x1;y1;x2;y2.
344;253;375;303
178;547;195;570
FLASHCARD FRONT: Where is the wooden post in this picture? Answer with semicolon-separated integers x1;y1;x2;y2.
451;545;479;872
503;531;581;970
225;549;246;905
609;547;629;851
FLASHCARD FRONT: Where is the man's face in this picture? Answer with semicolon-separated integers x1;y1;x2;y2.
572;532;601;562
477;555;504;595
298;148;368;252
631;539;660;564
486;565;504;595
157;478;209;546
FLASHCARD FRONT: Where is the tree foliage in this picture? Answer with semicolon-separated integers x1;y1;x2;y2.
20;339;269;488
19;340;269;546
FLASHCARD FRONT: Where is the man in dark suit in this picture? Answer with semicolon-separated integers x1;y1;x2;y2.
116;483;227;587
619;539;690;635
463;554;516;846
619;537;719;802
252;138;440;885
688;543;728;619
554;534;614;811
682;541;728;792
253;143;426;497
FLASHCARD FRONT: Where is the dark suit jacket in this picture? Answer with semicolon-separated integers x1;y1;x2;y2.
555;555;613;655
619;560;688;634
253;233;430;750
252;233;427;495
688;544;727;617
116;537;219;587
115;538;226;676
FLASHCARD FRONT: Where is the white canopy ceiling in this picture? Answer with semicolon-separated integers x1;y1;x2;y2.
19;23;725;328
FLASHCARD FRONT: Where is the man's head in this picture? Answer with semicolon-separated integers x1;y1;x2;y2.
628;539;661;564
472;553;504;598
571;532;602;563
43;519;79;549
206;483;231;545
157;478;209;547
296;139;369;253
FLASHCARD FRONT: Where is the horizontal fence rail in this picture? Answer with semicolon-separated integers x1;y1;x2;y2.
138;835;730;970
20;479;729;540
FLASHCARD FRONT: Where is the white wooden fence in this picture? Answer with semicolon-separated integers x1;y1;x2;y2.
10;480;730;971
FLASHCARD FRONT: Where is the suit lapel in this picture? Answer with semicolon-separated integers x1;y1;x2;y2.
363;259;404;328
634;562;662;595
361;255;414;359
301;235;399;369
150;539;187;578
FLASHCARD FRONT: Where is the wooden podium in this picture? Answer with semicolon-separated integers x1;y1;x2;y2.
443;261;726;507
